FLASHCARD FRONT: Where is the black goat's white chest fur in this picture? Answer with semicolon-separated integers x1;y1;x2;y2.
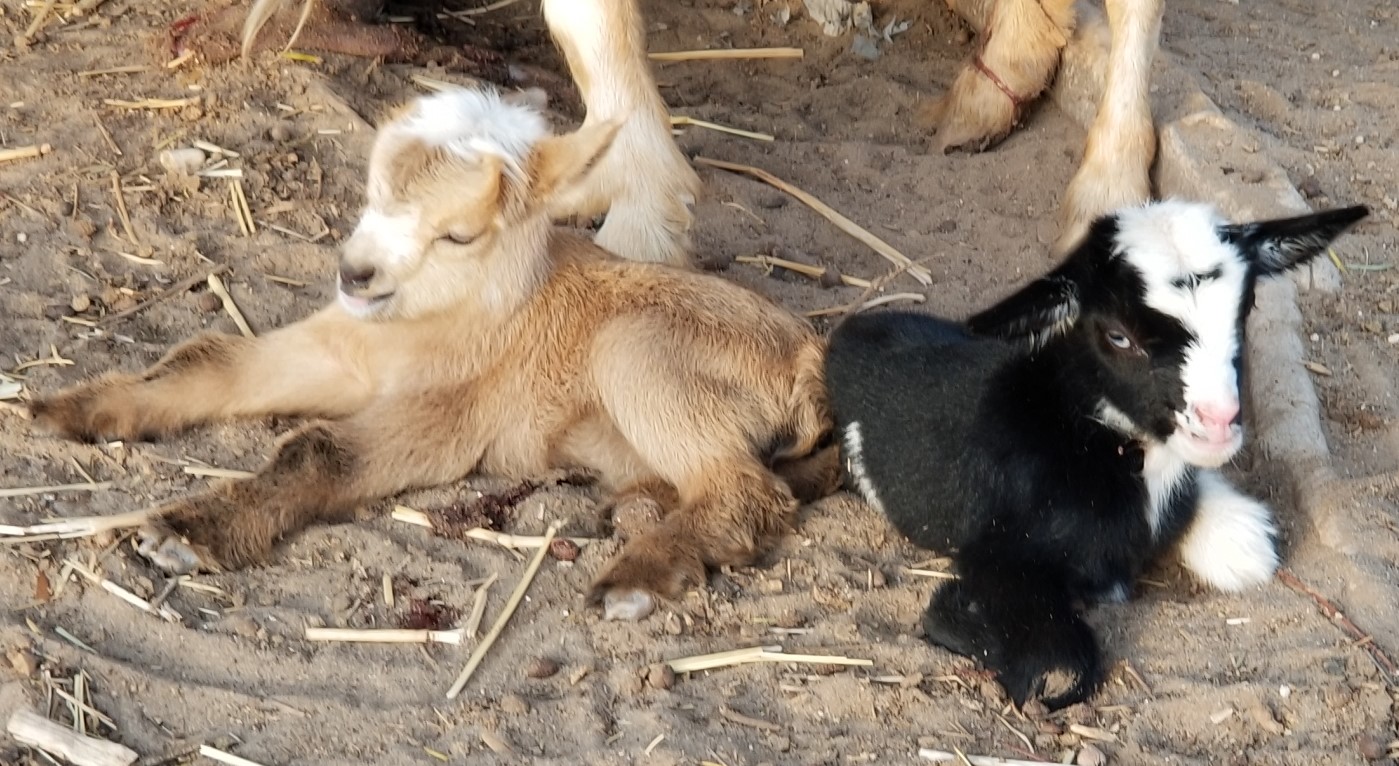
825;201;1369;709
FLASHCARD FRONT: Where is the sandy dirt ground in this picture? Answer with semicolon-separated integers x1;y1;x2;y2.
1;0;1396;764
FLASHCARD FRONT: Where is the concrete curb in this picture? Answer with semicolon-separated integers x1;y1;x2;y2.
1044;24;1353;552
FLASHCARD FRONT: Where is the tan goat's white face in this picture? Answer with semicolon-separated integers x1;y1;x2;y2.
336;88;617;322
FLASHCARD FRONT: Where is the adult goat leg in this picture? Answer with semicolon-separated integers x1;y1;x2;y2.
1055;0;1162;253
541;0;699;266
928;0;1077;153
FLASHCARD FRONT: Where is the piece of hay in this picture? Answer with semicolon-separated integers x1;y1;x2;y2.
304;626;465;645
649;47;803;62
463;573;498;639
0;508;154;541
103;97;200;110
735;254;872;288
694;157;931;285
66;559;182;623
670;116;774;142
0;144;53;164
207;273;255;338
0;481;113;500
77;66;149;77
393;506;595;550
7;709;137;766
198;745;269;766
917;749;1045;765
445;522;559;698
183;465;255;480
665;645;873;674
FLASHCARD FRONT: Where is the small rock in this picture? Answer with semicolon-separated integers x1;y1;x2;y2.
1076;743;1107;766
196;291;223;313
16;232;28;244
1020;699;1050;720
70;294;91;313
757;578;784;594
869;568;887;588
756;193;788;209
159;147;206;176
221;613;259;637
525;657;560;679
934;219;958;234
268;124;295;142
818;267;843;289
7;648;38;677
767;735;791;752
549;538;580;562
643;663;675;690
500;693;529;715
1357;735;1385;761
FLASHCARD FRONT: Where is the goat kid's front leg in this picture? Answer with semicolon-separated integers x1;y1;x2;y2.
541;0;699;267
1055;0;1162;253
1176;469;1279;593
591;460;798;620
30;309;373;443
927;0;1077;152
137;391;488;573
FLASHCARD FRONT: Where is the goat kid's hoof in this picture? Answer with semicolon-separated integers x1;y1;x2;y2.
29;390;145;444
602;588;656;621
135;524;217;574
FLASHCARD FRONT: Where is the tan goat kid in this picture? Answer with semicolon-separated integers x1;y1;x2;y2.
30;88;836;621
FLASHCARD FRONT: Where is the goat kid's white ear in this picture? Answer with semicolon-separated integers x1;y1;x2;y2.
1220;205;1369;276
529;119;623;204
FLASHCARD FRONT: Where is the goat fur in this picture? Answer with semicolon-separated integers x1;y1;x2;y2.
30;88;837;621
824;201;1368;708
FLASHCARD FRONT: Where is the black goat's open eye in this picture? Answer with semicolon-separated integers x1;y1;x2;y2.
441;230;476;246
1106;330;1133;350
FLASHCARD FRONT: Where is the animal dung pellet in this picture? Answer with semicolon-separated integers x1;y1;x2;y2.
196;291;222;313
1357;735;1386;761
643;663;675;691
525;657;560;679
158;147;205;176
549;538;580;561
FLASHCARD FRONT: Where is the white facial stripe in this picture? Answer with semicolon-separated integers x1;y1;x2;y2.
353;208;422;267
1114;201;1249;412
396;88;549;181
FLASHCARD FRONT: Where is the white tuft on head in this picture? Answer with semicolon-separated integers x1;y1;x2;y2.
1178;469;1278;591
1114;201;1250;466
394;88;551;180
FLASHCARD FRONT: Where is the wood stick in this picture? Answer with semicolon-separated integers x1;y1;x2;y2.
694;157;931;285
0;481;113;500
6;709;137;766
445;522;559;698
1276;567;1398;680
103;97;200;110
101;264;230;324
649;47;803;62
77;65;149;77
918;749;1047;765
207;273;255;338
719;707;781;731
0;144;53;164
305;627;464;645
66;559;182;623
198;745;268;766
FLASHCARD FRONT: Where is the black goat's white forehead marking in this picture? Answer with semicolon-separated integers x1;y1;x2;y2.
1111;201;1249;432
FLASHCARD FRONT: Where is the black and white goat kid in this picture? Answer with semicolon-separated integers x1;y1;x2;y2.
825;201;1368;709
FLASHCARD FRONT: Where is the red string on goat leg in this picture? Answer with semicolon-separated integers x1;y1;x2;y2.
1275;567;1398;683
970;0;1059;115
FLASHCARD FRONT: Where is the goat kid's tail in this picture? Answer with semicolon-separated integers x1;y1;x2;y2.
772;338;840;503
924;553;1103;710
241;0;315;60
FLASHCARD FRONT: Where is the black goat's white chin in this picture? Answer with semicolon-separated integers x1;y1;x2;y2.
1168;427;1243;468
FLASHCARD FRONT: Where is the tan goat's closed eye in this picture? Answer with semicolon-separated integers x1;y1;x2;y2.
441;229;478;246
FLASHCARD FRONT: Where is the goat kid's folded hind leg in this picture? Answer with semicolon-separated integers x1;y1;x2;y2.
923;564;1103;710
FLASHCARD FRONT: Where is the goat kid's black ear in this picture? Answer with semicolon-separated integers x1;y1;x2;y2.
967;214;1118;345
1220;205;1369;276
